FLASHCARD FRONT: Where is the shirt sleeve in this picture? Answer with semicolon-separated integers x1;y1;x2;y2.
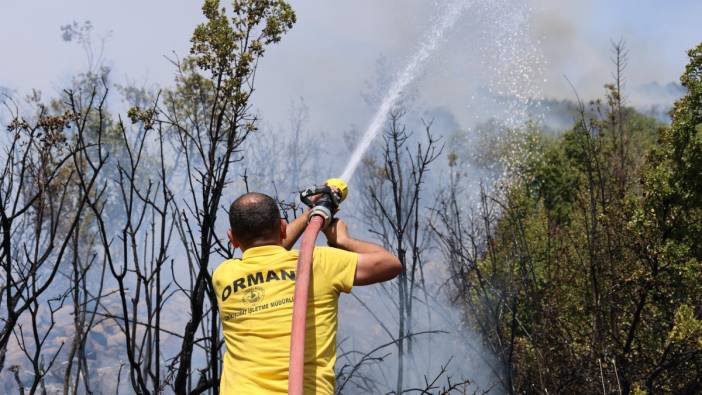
315;247;358;294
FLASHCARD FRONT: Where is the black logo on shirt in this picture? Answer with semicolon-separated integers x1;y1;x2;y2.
242;286;265;305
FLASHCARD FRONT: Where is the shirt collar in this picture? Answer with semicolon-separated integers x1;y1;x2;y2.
241;244;287;259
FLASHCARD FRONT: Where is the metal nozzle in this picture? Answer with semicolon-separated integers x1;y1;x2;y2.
299;178;349;227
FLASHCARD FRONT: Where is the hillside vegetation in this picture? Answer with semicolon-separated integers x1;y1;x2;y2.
434;43;702;393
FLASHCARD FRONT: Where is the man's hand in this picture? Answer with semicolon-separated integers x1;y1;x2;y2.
323;219;401;286
282;192;339;250
323;219;349;248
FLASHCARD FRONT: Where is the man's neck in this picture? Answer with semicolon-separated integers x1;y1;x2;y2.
239;239;282;253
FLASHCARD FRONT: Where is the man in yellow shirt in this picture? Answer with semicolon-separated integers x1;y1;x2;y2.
212;192;401;394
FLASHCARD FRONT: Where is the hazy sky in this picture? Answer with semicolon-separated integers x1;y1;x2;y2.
2;0;701;133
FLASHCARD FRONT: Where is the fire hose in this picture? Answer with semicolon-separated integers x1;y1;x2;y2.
288;178;348;395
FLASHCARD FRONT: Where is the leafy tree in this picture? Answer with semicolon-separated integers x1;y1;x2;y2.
124;1;296;393
630;41;702;393
432;42;702;394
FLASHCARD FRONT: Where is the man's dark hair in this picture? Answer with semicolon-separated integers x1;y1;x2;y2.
228;192;281;244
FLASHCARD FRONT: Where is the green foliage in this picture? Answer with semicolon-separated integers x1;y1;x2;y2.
191;0;295;91
668;304;702;348
641;43;702;254
453;43;702;393
523;136;578;224
131;0;296;143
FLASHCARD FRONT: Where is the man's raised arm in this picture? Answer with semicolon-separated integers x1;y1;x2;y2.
281;209;310;250
323;219;401;285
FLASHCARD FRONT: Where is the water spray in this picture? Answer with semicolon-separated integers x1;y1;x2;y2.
288;2;469;392
288;178;348;395
340;0;470;182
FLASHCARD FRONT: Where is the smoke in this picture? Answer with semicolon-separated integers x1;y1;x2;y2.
529;0;696;109
337;262;502;393
4;0;699;393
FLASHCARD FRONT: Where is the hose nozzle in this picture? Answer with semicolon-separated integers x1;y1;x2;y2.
325;178;348;202
299;178;349;227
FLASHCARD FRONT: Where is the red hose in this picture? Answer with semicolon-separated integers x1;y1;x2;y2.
288;215;325;395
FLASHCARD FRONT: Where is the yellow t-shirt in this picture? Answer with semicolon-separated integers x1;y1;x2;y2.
212;245;358;394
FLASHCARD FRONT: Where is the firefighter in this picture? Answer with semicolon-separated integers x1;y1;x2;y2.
212;191;401;394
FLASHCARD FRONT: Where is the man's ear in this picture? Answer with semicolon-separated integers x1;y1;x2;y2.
279;219;288;241
227;229;240;249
